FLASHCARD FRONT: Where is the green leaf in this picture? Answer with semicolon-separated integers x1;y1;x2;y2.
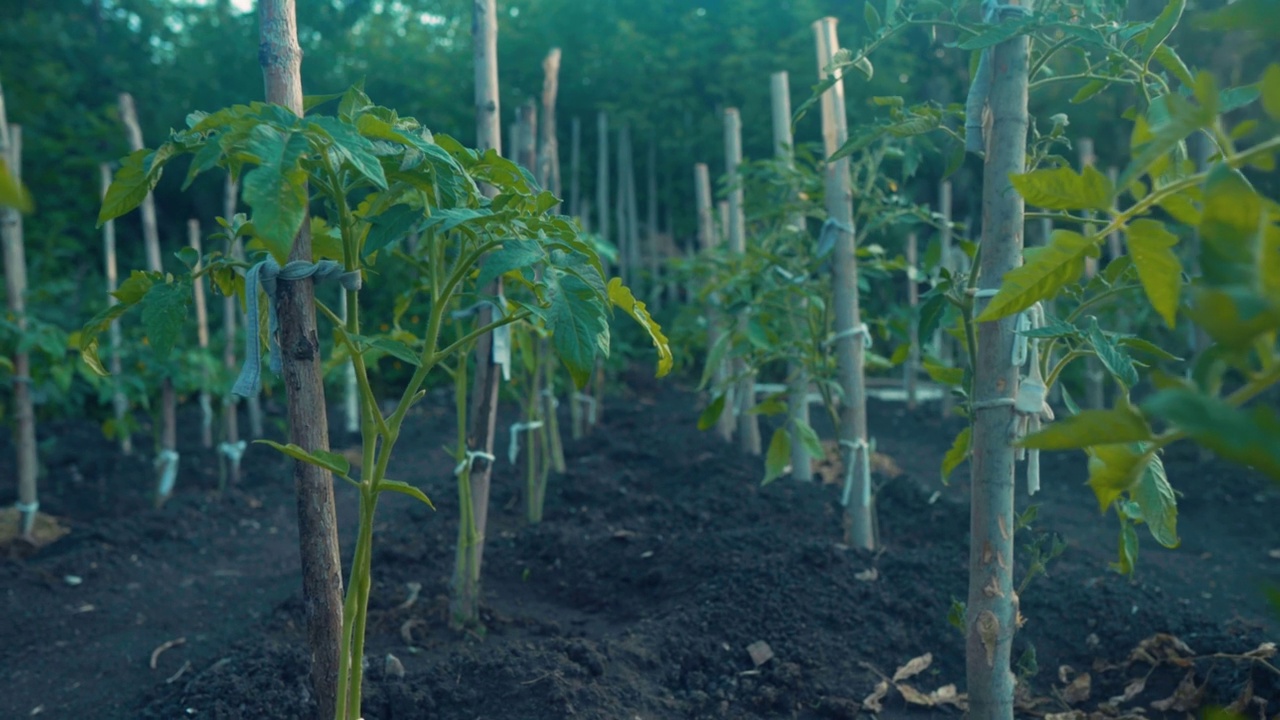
792;419;825;460
1010;166;1112;211
546;271;609;389
421;207;492;234
918;293;947;345
864;2;882;34
852;56;874;81
763;428;791;486
1195;0;1280;39
976;230;1091;321
256;439;351;478
79;337;109;377
0;158;33;212
698;394;727;431
958;17;1034;50
308;116;388;190
242;126;310;263
141;281;192;359
923;359;964;386
698;330;732;391
303;92;344;113
1126;219;1183;328
113;270;157;304
1117;90;1214;191
365;336;421;367
1141;0;1185;61
363;204;422;258
1116;337;1182;363
378;479;436;509
1085;317;1139;390
1151;45;1194;88
1019;408;1152;450
478;239;544;289
1262;64;1280;120
1071;79;1108;105
1085;443;1146;511
98;149;162;226
1110;517;1139;576
607;278;673;379
1142;389;1280;479
1198;164;1263;288
1132;454;1178;548
941;426;971;484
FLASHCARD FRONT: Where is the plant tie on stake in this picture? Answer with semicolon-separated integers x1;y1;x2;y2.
508;420;544;464
231;258;363;397
453;450;496;477
451;296;512;381
838;438;872;508
573;392;597;424
218;440;247;465
964;0;1033;155
14;500;38;535
970;289;1053;495
541;387;560;409
154;449;180;498
825;323;873;350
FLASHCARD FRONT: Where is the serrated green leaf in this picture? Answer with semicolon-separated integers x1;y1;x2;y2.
98;149;161;226
698;394;727;431
1141;0;1185;61
1011;166;1112;211
977;230;1091;321
1142;389;1280;479
303;92;344;113
923;359;964;386
308;116;388;190
363;204;422;258
1086;443;1145;511
478;240;544;289
1126;219;1183;328
546;271;609;389
763;428;791;486
1198;164;1263;288
792;419;825;460
421;207;492;235
1019;408;1153;450
918;293;947;346
1110;517;1139;576
1117;91;1214;191
941;426;971;484
256;439;351;477
378;479;436;509
113;270;158;304
242;126;310;263
864;2;882;34
607;278;672;379
1116;337;1182;362
1152;45;1194;88
1133;454;1178;548
1262;64;1280;120
1071;79;1108;105
141;281;191;359
1085;317;1139;389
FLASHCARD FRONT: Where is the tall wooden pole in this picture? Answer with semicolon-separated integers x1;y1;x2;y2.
569;116;581;219
771;70;812;482
815;18;872;549
937;180;955;420
220;174;241;484
696;163;735;443
0;95;38;539
905;232;920;410
102;163;132;456
967;3;1032;717
189;219;213;449
452;0;503;630
258;3;345;716
539;48;567;475
616;124;631;287
596;112;610;260
724;108;761;456
118;92;178;493
1078;138;1104;409
646;141;660;309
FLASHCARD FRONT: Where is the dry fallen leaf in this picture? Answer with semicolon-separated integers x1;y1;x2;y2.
892;653;932;682
928;684;967;710
1151;670;1204;712
746;640;774;667
862;680;890;713
896;683;933;706
855;567;879;582
1061;671;1092;705
1244;642;1277;659
1107;675;1148;705
1130;633;1196;668
1043;712;1087;720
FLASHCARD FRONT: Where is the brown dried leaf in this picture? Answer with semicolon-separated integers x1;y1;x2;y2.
1062;672;1092;705
1244;642;1277;659
1150;670;1204;712
929;684;967;710
897;683;934;706
1108;675;1148;705
862;680;889;713
1224;678;1253;716
1131;633;1196;667
1043;712;1087;720
892;653;932;682
854;567;879;582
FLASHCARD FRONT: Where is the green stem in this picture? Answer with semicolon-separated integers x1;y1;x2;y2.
342;489;378;720
1027;72;1137;91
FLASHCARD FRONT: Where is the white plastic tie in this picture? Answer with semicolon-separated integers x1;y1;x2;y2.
14;500;38;535
838;438;872;509
541;388;560;409
218;440;248;464
508;420;544;464
155;449;180;498
14;500;38;513
574;392;598;424
453;450;496;477
232;258;362;398
825;323;873;350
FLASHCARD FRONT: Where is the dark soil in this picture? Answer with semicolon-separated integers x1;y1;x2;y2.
2;374;1278;720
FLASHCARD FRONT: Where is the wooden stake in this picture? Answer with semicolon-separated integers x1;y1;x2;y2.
220;173;241;485
966;4;1032;716
569;116;581;219
102;163;133;456
937;180;955;421
814;17;872;549
771;70;813;482
905;232;920;410
539;48;567;475
616;124;631;288
696;163;735;443
646;141;660;309
1079;138;1105;410
258;3;344;716
118;92;178;493
724;108;761;456
188;219;213;449
596;112;610;262
0;98;38;538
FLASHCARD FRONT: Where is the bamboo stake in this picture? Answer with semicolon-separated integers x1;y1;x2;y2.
616;124;631;288
520;98;538;173
696;163;735;443
220;173;241;485
937;180;955;420
0;106;38;539
539;48;567;475
569;116;581;220
118;92;178;499
452;0;503;631
771;70;812;482
1079;138;1105;410
815;17;872;549
102;163;132;456
646;141;660;309
905;232;920;410
966;4;1032;716
596;112;610;262
724;108;760;456
258;3;344;715
188;219;213;449
626;131;640;303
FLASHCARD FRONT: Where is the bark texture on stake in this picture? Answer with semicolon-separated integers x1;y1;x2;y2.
814;17;872;549
967;5;1031;718
0;107;38;538
258;3;345;716
452;0;503;629
188;220;213;449
695;163;735;444
221;175;240;483
118;92;178;487
102;164;132;456
937;180;955;421
771;71;812;481
724;108;761;456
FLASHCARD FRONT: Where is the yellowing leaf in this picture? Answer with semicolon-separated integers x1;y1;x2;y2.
1085;444;1146;511
1261;64;1280;120
0;158;32;212
1126;219;1183;327
1010;166;1112;211
892;653;932;682
1019;408;1153;450
763;428;790;486
607;278;673;378
977;230;1092;321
